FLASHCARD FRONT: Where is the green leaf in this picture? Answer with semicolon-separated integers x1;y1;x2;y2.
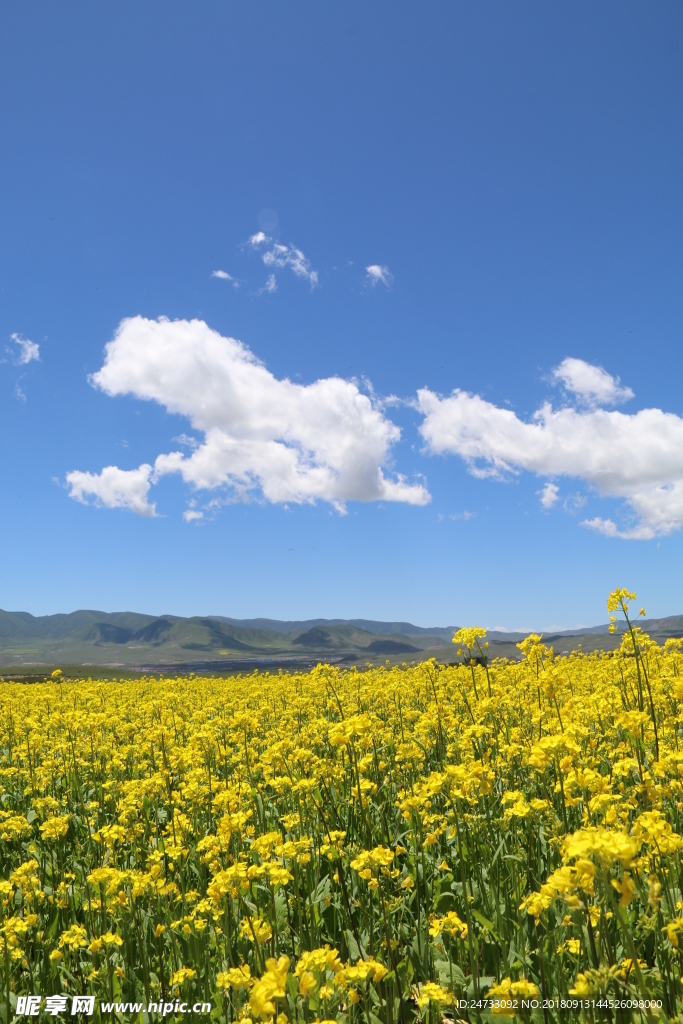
314;876;331;902
435;891;456;913
274;889;288;932
345;928;360;962
396;957;414;988
490;837;506;868
452;964;466;987
46;906;60;942
472;909;499;939
466;975;496;999
286;972;299;1001
434;959;466;988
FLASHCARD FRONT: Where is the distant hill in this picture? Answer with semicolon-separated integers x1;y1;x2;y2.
0;608;681;675
0;608;452;672
216;616;455;639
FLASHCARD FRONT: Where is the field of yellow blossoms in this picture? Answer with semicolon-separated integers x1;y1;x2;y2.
2;589;683;1022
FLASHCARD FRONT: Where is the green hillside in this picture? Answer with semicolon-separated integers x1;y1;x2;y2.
0;609;450;672
0;608;681;676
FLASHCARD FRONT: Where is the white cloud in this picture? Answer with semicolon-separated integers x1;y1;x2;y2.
74;316;429;516
66;464;157;517
581;517;623;538
539;482;559;509
417;365;683;539
551;357;633;406
366;265;393;288
261;274;277;294
563;492;587;514
248;233;318;288
10;333;40;364
173;433;200;449
183;508;204;523
212;269;239;289
581;515;656;540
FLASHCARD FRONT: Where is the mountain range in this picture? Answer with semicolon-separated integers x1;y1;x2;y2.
0;608;682;676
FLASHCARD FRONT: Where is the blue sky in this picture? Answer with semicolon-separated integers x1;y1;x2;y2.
1;3;682;628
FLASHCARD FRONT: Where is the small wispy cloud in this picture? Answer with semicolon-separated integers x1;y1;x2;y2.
539;482;559;509
365;265;393;288
212;270;239;289
563;492;587;514
247;233;318;289
173;433;201;450
551;357;633;407
580;517;652;541
10;333;40;365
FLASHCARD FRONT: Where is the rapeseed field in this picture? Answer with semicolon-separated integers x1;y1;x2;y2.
1;589;682;1022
